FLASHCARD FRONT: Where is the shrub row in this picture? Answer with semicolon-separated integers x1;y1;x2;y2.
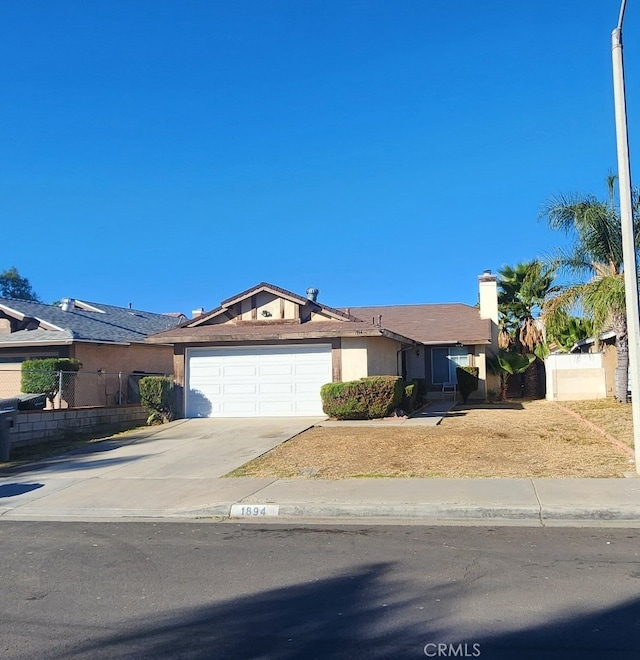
321;376;406;420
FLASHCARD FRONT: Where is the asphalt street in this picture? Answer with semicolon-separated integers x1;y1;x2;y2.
1;522;639;659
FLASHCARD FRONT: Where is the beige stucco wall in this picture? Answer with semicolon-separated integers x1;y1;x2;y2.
341;336;401;381
0;361;22;399
366;336;401;376
72;342;173;375
602;344;617;398
0;343;173;407
341;337;368;381
71;342;174;407
472;345;496;398
545;353;607;401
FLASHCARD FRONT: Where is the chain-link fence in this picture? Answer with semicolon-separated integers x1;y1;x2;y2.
0;369;169;409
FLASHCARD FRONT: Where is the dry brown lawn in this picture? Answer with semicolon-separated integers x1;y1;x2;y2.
229;399;634;479
560;399;633;448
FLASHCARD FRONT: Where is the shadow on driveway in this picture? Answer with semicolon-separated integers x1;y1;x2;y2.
0;482;43;498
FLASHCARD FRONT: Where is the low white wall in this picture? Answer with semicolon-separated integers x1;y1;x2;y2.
545;353;607;401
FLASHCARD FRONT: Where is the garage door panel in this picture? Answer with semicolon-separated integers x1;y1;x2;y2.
260;364;293;376
186;344;331;417
260;382;294;395
295;362;329;375
223;364;258;378
295;381;325;394
223;383;258;395
222;401;259;415
258;400;294;415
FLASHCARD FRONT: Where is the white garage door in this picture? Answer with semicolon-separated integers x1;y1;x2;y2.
185;344;332;417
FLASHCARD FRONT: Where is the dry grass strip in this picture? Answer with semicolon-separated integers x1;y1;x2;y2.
560;399;634;449
554;402;634;458
229;400;633;479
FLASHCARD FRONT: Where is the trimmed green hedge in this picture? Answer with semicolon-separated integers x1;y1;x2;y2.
139;376;175;424
21;358;82;403
320;376;404;420
456;366;479;404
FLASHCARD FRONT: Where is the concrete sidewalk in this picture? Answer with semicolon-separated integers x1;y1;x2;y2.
0;414;639;526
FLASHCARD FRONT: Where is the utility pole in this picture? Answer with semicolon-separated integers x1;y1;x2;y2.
612;0;640;474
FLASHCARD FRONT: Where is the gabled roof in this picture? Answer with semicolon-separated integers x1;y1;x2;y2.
346;303;492;345
0;297;183;346
184;282;353;328
147;282;417;345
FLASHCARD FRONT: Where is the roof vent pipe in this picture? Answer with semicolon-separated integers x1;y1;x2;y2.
306;287;319;302
61;298;74;312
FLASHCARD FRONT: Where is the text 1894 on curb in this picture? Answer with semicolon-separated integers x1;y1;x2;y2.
230;504;280;517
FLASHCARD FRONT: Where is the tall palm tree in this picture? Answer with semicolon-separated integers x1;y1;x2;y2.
540;176;640;402
497;261;557;397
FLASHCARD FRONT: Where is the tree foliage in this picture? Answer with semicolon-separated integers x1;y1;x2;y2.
487;350;535;400
139;376;175;424
497;260;557;397
21;358;82;406
540;175;640;401
0;266;39;301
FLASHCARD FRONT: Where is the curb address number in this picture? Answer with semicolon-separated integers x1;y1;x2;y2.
230;504;280;518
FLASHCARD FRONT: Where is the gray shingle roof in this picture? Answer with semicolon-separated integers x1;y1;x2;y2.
0;298;182;345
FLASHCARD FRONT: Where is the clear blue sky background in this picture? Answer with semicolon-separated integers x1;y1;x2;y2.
2;1;638;314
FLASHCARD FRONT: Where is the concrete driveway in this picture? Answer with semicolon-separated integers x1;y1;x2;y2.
0;417;323;520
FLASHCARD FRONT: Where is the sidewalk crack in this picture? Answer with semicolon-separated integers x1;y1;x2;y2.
530;478;545;526
235;479;279;503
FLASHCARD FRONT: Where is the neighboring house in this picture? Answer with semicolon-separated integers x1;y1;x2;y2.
147;272;499;418
0;297;184;405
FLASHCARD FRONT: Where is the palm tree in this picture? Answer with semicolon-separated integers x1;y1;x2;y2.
497;261;558;397
540;176;640;402
487;350;536;401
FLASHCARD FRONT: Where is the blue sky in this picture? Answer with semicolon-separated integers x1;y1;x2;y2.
2;1;638;314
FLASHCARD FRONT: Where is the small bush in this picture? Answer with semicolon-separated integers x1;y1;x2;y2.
21;358;82;404
321;376;404;420
414;378;427;395
456;366;479;404
400;381;418;413
139;376;175;424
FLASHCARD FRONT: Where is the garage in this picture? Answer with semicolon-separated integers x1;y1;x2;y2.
185;344;332;417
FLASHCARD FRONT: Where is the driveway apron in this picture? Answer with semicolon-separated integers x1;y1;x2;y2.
0;417;322;519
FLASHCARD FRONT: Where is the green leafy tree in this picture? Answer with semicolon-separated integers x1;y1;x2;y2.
0;266;40;301
545;313;594;352
497;260;558;397
21;358;82;407
540;175;640;402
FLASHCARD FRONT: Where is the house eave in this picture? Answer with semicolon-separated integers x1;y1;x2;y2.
0;339;75;348
417;339;492;346
146;326;415;345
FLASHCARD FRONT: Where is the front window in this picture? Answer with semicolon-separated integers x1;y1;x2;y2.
431;347;468;384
